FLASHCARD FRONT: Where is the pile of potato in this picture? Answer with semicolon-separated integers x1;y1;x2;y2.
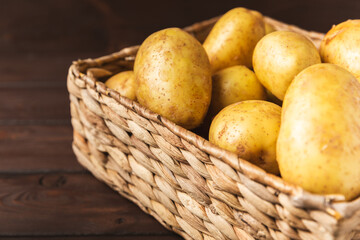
105;8;360;200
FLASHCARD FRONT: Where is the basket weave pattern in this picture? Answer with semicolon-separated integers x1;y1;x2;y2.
67;16;360;240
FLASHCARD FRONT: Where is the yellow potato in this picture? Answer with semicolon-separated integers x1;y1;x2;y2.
209;100;281;174
209;65;266;116
105;71;136;100
320;20;360;81
265;22;276;34
203;8;265;73
253;31;321;100
277;63;360;200
134;28;212;130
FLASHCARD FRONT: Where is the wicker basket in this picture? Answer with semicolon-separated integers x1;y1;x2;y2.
67;15;360;240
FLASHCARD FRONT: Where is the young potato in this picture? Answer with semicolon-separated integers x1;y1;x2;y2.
209;100;281;175
265;22;276;34
105;71;136;100
209;65;266;116
253;31;321;100
320;20;360;81
134;28;212;130
203;8;265;73
277;64;360;200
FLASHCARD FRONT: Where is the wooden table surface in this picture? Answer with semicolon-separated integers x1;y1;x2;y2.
1;0;359;239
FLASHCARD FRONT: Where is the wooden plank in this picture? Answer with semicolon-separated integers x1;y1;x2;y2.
0;1;108;56
0;53;102;85
0;236;181;240
0;88;70;121
0;125;83;172
0;173;178;237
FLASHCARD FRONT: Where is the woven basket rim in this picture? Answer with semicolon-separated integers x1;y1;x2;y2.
69;14;360;219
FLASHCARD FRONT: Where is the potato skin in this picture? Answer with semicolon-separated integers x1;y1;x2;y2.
209;100;281;174
134;28;212;130
209;65;266;116
253;31;321;100
203;8;265;73
105;71;136;100
265;22;276;34
277;63;360;200
320;20;360;81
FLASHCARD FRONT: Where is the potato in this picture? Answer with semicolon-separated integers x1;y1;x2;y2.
265;22;276;34
105;71;136;100
253;31;321;100
209;100;281;174
134;28;212;130
277;63;360;200
203;8;265;73
320;20;360;81
209;65;266;116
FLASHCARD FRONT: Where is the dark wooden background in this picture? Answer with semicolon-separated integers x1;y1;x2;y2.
0;0;359;239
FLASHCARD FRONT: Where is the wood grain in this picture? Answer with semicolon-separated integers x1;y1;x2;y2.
0;125;83;172
0;173;179;237
0;88;70;121
0;1;108;56
0;54;102;85
0;236;181;240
